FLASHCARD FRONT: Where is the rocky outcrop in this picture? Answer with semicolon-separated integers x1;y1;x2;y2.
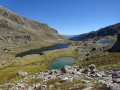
2;64;120;90
17;71;28;76
109;31;120;52
61;76;73;82
61;65;74;73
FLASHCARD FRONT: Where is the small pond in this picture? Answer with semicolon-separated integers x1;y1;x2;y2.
99;40;116;44
16;44;69;57
48;57;76;70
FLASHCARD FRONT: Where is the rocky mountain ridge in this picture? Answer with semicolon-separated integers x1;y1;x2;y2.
70;23;120;41
0;6;65;50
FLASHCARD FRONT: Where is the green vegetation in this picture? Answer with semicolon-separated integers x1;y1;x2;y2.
0;46;77;84
0;19;7;27
44;79;86;90
93;82;107;90
81;52;120;71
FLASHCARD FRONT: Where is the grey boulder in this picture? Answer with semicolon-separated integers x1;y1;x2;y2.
17;71;28;76
61;65;74;73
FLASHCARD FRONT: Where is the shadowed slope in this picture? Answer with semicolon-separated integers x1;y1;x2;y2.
109;30;120;52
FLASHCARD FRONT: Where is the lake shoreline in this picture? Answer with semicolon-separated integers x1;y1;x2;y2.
15;44;69;57
48;57;76;70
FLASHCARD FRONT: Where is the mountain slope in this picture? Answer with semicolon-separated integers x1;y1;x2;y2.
69;33;89;41
70;23;120;41
0;6;65;49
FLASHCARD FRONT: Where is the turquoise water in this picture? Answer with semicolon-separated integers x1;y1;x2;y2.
99;40;116;44
16;44;69;57
48;57;76;70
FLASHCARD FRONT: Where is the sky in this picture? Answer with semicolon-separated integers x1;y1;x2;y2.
0;0;120;35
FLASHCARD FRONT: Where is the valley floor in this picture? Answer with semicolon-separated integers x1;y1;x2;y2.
0;40;120;90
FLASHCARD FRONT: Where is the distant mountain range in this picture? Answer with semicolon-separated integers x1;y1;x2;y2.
62;35;76;39
70;23;120;41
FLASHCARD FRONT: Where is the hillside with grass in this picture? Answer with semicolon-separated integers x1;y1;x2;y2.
0;6;66;58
